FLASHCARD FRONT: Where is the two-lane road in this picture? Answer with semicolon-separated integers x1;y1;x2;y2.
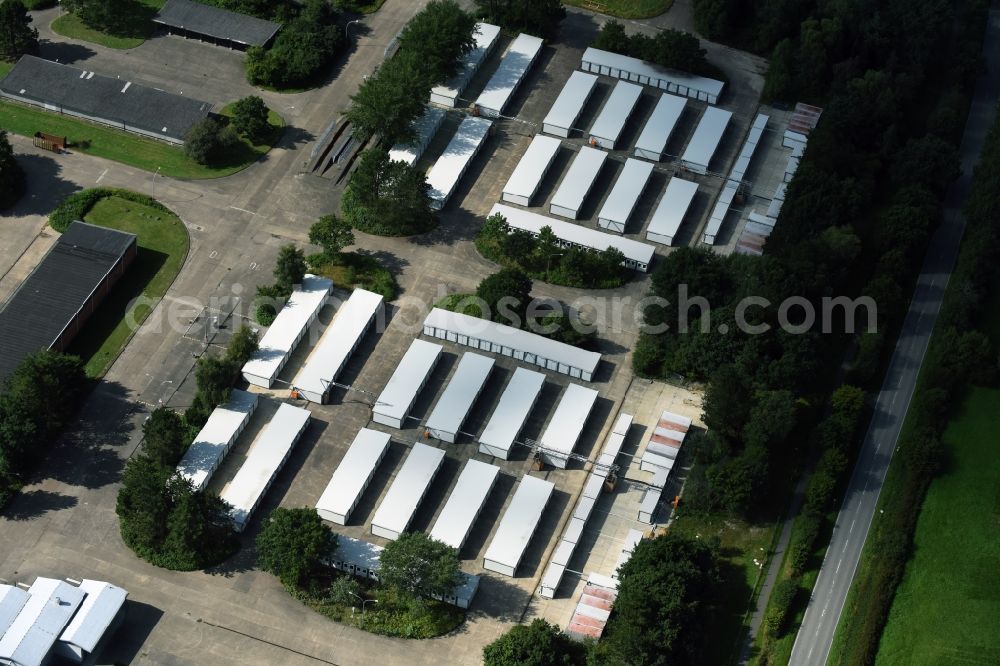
789;4;1000;664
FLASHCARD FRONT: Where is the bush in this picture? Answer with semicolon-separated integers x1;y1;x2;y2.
483;619;586;665
183;117;239;165
475;0;564;40
245;0;344;89
593;21;723;80
48;188;172;232
764;578;799;636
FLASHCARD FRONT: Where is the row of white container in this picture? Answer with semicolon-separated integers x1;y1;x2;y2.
426;116;493;210
538;413;633;598
175;389;258;491
702;112;769;245
581;47;724;105
430;22;501;107
474;33;544;118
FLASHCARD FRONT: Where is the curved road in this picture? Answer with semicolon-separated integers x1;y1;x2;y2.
789;5;1000;664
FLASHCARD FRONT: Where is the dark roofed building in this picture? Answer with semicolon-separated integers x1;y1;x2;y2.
0;222;137;383
154;0;282;50
0;56;212;144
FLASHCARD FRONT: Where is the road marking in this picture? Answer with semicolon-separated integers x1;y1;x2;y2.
209;250;219;259
850;519;856;533
96;168;108;183
836;558;842;573
229;206;257;215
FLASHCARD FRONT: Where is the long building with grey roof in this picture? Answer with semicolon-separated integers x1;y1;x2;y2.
154;0;282;50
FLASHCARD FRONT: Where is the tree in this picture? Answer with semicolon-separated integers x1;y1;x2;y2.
476;268;532;326
61;0;140;35
594;20;630;54
274;244;307;292
326;575;362;607
244;0;343;89
475;0;565;39
193;354;236;411
308;214;355;261
0;129;25;210
341;150;435;236
225;324;259;367
396;0;475;84
141;407;188;467
256;507;337;588
377;532;460;601
184;117;237;166
0;0;38;60
230;96;270;144
600;533;720;665
483;619;585;666
116;454;172;555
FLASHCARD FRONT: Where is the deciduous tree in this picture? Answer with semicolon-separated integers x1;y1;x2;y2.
0;0;38;60
256;507;337;588
377;532;460;601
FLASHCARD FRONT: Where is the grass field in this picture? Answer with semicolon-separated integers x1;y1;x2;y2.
0;99;282;179
66;195;189;377
669;513;775;665
872;387;1000;664
0;60;13;81
564;0;674;19
50;0;165;50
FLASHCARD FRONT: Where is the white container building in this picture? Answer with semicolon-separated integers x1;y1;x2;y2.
478;367;546;459
637;487;660;524
595;412;632;476
597;158;654;233
702;180;738;245
634;93;686;161
475;33;544;118
223;402;311;532
424;352;495;443
680;106;732;175
176;389;258;491
56;580;128;664
549;147;607;219
0;577;85;666
580;47;724;104
242;275;332;387
292;288;383;404
538;383;599;468
430;22;501;107
315;428;391;525
542;70;598;137
429;459;501;551
483;474;554;577
489;203;656;272
426;116;493;210
370;442;446;540
423;306;601;381
388;106;447;165
501;134;562;207
372;339;442;429
646;176;698;246
588;80;642;149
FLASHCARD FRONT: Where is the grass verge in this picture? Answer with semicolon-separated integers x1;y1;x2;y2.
564;0;674;19
56;192;189;377
50;0;165;50
669;513;775;665
0;60;13;81
0;99;282;179
872;387;1000;665
308;251;398;300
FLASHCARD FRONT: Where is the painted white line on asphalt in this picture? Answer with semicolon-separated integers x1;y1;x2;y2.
836;558;842;573
850;519;856;533
229;206;257;215
96;168;108;183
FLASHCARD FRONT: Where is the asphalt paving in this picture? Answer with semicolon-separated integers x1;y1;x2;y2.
789;5;1000;664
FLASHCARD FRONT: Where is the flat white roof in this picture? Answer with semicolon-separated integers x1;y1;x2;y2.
423;306;601;378
429;459;501;549
589;80;642;143
0;585;29;638
635;93;686;158
59;580;127;653
598;158;654;225
648;177;698;241
475;33;544;115
430;22;501;102
539;383;599;459
581;47;724;99
374;338;442;423
426;116;493;206
292;289;383;399
176;389;258;490
388;106;447;165
478;367;546;453
550;147;607;213
0;577;84;666
484;474;554;569
241;275;332;385
314;428;391;520
371;443;446;536
704;180;738;241
502;134;562;201
543;70;598;132
222;403;311;528
681;106;732;171
490;203;654;267
425;352;494;438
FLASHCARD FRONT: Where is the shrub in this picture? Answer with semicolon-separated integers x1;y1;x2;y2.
256;302;277;326
764;578;799;636
183;117;238;165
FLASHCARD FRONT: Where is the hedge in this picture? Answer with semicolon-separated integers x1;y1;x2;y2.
49;187;173;233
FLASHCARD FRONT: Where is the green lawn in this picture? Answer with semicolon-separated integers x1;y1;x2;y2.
50;0;165;50
0;99;282;179
669;513;776;665
564;0;674;19
0;60;13;81
872;386;1000;665
66;195;189;377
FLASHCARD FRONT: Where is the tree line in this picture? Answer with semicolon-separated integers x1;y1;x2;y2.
593;20;724;81
635;0;985;523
